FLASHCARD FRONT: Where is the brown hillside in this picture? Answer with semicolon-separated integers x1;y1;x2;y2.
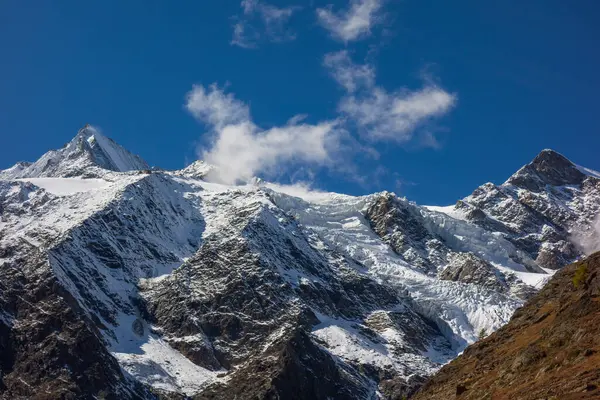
413;252;600;400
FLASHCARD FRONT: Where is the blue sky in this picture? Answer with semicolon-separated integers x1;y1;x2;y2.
1;0;599;205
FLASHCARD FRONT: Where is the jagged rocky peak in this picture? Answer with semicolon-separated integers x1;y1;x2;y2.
0;124;149;179
452;149;600;270
507;148;586;191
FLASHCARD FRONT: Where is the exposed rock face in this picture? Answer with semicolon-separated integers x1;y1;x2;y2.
413;252;600;400
365;192;446;273
195;330;372;400
438;253;536;300
440;253;502;287
0;245;146;400
1;131;599;399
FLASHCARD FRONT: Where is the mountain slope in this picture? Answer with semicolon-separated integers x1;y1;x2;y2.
1;129;599;399
413;251;600;400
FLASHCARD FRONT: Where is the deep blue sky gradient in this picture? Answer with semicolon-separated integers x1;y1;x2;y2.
1;0;599;204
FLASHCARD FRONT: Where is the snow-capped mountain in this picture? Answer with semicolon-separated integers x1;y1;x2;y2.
1;127;598;399
0;125;148;179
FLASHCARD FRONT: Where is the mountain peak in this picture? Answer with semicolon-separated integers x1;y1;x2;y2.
70;125;149;173
74;124;104;141
506;148;585;190
0;125;149;179
531;148;574;169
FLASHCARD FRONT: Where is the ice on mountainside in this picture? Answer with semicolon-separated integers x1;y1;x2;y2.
1;129;599;399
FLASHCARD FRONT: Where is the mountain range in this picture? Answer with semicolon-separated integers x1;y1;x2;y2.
1;126;599;399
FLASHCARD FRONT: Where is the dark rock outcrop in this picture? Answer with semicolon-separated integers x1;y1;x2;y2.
365;192;450;273
439;253;506;290
196;330;371;400
0;249;147;400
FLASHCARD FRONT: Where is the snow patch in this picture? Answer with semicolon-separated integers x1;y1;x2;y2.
424;204;467;221
16;178;110;196
110;315;221;396
312;315;442;376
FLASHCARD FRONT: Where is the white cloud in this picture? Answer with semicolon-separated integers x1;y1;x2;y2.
324;51;457;143
232;0;300;48
317;0;384;42
323;50;375;93
186;84;342;185
339;86;456;142
185;84;250;129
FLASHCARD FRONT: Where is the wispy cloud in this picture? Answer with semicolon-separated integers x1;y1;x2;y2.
324;51;457;144
231;23;259;49
339;86;457;143
317;0;385;42
232;0;300;48
323;50;375;92
185;84;343;184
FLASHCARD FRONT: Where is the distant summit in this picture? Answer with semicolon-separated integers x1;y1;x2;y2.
507;148;587;190
0;125;149;179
